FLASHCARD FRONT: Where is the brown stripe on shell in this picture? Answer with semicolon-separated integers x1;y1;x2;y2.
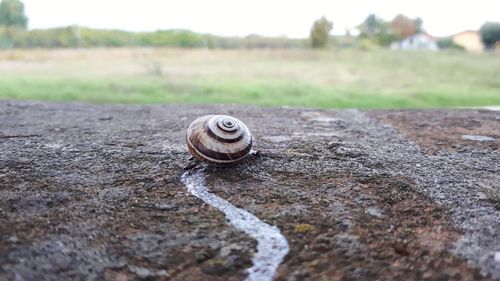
187;133;252;161
187;143;250;167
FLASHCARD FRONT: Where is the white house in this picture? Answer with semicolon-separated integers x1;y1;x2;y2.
391;33;439;51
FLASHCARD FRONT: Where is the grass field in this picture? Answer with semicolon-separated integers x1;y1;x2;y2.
0;48;499;108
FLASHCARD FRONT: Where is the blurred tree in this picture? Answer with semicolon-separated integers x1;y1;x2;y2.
479;22;500;49
414;17;423;33
357;14;396;46
391;14;417;39
359;14;379;37
0;0;28;29
310;16;333;48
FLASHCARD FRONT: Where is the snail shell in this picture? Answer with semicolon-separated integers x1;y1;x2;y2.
186;115;253;167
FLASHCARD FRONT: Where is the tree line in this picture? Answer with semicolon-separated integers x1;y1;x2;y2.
0;26;308;49
1;0;500;50
0;0;307;49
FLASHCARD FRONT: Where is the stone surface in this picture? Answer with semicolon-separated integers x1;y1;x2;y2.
0;100;499;281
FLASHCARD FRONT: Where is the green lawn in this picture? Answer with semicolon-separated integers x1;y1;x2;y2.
0;48;499;108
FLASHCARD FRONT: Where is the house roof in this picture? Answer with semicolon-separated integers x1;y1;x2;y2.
451;30;480;37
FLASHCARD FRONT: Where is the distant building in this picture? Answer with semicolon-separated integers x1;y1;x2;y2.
452;30;484;53
391;33;439;51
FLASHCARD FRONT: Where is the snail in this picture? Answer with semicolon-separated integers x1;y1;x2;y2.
186;115;253;167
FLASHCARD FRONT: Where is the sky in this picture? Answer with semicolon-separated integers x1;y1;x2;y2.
22;0;500;38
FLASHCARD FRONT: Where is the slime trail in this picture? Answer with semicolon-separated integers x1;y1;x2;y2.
181;170;289;281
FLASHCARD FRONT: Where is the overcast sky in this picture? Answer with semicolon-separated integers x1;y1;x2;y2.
21;0;500;38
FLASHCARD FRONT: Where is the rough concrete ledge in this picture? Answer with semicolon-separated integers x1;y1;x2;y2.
0;100;499;281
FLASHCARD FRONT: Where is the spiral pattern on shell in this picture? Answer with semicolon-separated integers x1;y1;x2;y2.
186;115;253;166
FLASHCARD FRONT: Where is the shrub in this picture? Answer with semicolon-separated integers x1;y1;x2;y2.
437;37;465;51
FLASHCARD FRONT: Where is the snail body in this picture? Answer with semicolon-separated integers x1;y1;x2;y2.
186;115;253;167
